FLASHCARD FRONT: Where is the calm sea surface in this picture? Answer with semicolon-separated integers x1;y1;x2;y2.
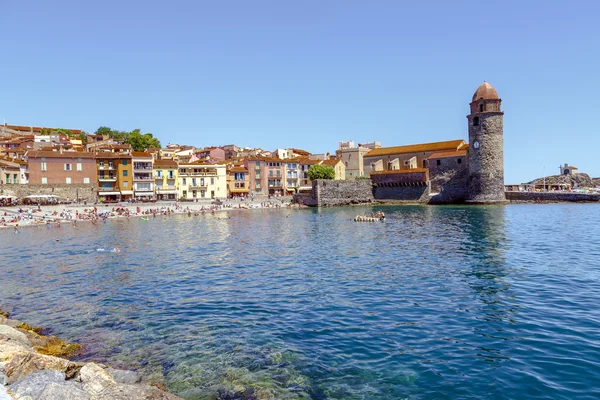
1;204;600;399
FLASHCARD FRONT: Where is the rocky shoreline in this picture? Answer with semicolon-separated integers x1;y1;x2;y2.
0;309;182;400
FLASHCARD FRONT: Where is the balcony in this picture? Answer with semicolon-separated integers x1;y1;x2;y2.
98;186;117;192
134;175;153;181
98;165;115;170
178;171;216;177
133;166;152;171
98;176;117;182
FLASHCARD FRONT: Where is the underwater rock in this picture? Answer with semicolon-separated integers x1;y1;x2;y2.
105;368;142;384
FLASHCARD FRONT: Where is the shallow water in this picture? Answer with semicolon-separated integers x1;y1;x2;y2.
2;204;600;399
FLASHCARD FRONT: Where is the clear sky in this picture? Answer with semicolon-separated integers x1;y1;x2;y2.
2;0;599;183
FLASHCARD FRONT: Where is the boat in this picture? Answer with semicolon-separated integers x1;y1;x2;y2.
354;216;385;222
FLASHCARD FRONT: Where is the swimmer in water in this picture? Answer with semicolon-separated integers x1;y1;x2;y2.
113;246;121;253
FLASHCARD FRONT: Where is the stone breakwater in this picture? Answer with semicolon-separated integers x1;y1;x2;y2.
0;309;182;400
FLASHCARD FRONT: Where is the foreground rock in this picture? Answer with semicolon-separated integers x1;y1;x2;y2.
0;309;182;400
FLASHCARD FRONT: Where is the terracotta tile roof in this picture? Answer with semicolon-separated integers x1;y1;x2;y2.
426;149;467;160
365;140;466;158
5;125;82;134
321;158;342;166
154;159;178;167
371;168;429;175
131;151;152;157
296;157;321;165
26;150;96;159
229;166;248;173
567;165;578;169
93;152;132;159
290;148;311;156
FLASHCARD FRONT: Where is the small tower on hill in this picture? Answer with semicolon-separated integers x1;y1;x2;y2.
466;81;506;203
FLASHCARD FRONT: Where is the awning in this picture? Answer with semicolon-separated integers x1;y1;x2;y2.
298;186;313;191
135;191;154;196
0;195;16;199
120;190;134;195
98;191;120;196
230;188;249;193
286;188;296;191
157;190;179;195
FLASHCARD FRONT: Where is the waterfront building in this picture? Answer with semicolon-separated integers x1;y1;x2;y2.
363;140;468;177
321;157;346;180
284;160;300;194
227;165;250;197
244;157;268;195
154;159;179;200
298;158;321;193
266;158;285;195
178;161;226;200
336;141;380;179
0;157;27;185
95;152;133;202
27;150;97;185
132;151;154;200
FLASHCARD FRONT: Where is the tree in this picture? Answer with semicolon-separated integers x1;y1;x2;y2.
307;164;335;180
93;126;161;151
127;129;161;151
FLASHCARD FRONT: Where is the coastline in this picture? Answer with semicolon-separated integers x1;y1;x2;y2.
0;308;182;399
0;197;302;230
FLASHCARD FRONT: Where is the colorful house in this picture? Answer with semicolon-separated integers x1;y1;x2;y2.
154;159;179;200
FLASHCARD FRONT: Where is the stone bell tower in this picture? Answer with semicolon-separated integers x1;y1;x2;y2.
466;81;506;203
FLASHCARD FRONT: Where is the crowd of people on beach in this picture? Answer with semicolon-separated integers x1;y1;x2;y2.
1;197;300;231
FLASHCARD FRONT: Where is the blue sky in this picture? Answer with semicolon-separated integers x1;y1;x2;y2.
1;0;599;183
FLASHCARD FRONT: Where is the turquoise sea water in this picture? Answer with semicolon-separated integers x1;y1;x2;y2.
1;204;600;399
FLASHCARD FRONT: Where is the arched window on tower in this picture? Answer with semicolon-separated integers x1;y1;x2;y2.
479;103;485;112
473;116;480;126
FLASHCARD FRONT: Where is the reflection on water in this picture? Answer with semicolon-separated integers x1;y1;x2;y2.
1;204;600;399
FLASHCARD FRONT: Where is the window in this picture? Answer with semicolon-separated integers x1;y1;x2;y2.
255;161;260;167
66;177;72;184
256;172;260;179
123;181;129;188
458;158;462;164
436;160;441;166
211;178;214;185
156;170;163;178
122;160;128;166
41;162;47;171
200;178;205;186
182;178;187;185
192;190;197;198
473;116;479;126
269;170;273;177
99;161;105;168
64;163;72;171
168;170;174;179
13;174;17;184
123;170;128;177
83;177;90;184
479;103;485;112
5;174;8;183
192;178;197;186
41;177;47;184
256;183;261;188
183;190;187;198
76;163;82;171
109;162;114;169
276;170;280;177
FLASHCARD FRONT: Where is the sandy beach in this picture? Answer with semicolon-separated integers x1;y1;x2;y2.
0;196;300;230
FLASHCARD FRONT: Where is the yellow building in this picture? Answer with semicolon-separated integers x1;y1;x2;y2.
154;159;179;200
227;165;250;197
95;153;133;202
178;161;226;200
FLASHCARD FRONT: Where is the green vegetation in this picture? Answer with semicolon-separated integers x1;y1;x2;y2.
307;164;335;180
94;126;161;151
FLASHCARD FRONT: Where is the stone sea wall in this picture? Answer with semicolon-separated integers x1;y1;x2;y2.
0;309;181;400
1;184;98;203
506;191;600;202
304;180;375;207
